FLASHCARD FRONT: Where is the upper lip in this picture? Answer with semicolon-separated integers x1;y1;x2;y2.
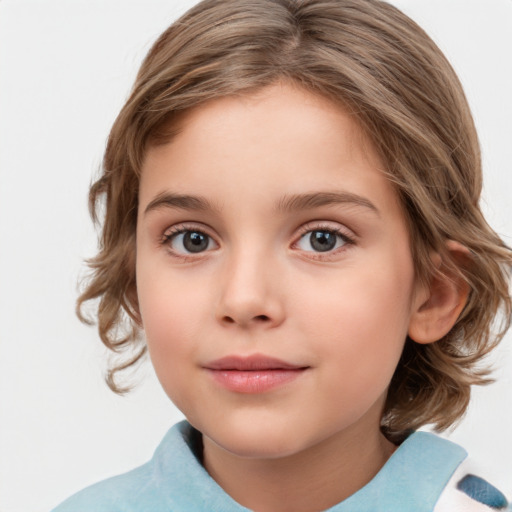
204;354;307;371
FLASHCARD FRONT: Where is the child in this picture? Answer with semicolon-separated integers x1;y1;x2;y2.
52;0;511;510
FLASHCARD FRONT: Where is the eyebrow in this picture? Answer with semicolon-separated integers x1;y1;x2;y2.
143;190;379;217
276;191;380;216
144;192;220;216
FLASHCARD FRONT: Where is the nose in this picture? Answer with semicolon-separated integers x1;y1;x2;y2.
215;249;285;329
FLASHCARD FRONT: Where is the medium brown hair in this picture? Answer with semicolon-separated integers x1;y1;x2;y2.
78;0;511;437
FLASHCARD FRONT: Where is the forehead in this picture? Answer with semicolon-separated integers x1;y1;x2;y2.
139;82;402;220
144;82;379;165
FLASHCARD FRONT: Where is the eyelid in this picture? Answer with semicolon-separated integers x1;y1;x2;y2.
161;222;214;239
159;220;356;261
295;221;356;240
291;221;357;258
160;222;219;259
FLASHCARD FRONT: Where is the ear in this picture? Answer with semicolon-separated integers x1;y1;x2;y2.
408;241;471;344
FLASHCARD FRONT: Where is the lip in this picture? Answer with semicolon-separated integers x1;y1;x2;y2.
205;354;306;371
203;354;309;393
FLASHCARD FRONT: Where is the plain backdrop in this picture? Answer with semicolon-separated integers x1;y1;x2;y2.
0;1;511;511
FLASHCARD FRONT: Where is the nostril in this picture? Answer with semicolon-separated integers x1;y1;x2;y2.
221;314;270;324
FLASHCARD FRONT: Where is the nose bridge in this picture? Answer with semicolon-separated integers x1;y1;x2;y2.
216;241;284;328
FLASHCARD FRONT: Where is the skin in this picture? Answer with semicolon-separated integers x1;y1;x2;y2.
135;82;461;511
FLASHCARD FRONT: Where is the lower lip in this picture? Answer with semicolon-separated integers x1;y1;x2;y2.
206;369;307;393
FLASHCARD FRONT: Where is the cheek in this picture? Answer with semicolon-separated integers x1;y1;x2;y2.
136;264;209;400
139;279;190;343
137;250;212;337
294;252;415;389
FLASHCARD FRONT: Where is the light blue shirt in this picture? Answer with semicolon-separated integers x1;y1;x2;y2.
52;421;488;512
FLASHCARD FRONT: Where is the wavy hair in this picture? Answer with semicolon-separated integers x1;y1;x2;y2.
77;0;512;437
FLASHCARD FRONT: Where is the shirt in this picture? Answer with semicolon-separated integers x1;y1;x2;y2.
52;421;510;511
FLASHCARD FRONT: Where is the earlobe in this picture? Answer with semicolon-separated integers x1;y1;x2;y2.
408;241;471;345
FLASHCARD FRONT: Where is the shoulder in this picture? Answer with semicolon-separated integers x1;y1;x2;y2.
396;431;510;511
51;420;250;512
50;455;163;512
344;431;510;512
51;422;192;512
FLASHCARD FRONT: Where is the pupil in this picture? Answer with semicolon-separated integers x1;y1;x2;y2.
184;232;208;253
310;231;336;252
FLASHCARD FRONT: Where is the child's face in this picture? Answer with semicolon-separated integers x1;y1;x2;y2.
136;82;423;459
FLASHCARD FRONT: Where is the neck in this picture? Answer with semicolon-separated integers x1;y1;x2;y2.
202;422;396;512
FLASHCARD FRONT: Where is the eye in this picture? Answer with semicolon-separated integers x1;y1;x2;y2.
296;228;351;253
163;228;216;255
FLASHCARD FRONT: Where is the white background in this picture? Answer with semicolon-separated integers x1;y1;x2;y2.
0;1;511;511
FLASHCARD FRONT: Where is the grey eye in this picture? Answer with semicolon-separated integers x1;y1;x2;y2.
171;231;212;253
297;230;347;252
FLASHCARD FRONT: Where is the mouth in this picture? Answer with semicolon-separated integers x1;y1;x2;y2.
203;354;309;393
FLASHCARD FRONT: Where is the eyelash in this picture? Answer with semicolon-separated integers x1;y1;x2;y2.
160;224;217;262
293;223;356;260
160;222;356;261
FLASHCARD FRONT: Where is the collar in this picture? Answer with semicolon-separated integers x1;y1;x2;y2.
152;421;467;512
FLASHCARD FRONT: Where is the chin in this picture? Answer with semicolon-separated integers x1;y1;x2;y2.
199;416;321;460
216;433;305;459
